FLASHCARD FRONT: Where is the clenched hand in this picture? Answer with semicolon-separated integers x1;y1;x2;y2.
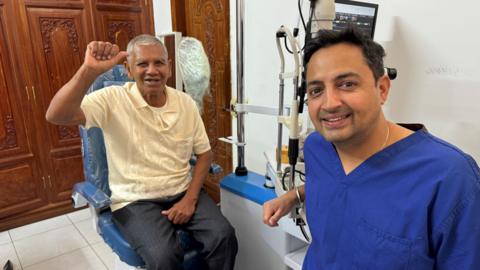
161;196;198;224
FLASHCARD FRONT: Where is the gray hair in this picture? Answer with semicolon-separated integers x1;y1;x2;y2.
126;34;168;63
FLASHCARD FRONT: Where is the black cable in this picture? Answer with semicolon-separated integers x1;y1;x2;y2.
282;0;310;55
283;37;294;54
3;260;13;270
281;170;288;191
295;207;311;242
306;2;315;43
299;223;311;242
298;0;307;32
284;36;305;55
298;3;315;114
296;170;305;182
282;168;305;188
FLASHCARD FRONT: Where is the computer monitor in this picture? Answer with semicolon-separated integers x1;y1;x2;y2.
334;0;379;38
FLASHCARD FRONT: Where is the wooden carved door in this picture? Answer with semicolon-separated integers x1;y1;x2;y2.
22;2;94;203
0;0;48;222
172;0;232;202
0;0;155;230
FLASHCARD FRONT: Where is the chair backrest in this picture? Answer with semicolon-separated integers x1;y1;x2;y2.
80;65;133;196
87;64;131;94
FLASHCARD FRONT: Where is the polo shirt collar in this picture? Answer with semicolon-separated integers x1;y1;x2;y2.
130;83;178;113
129;83;148;108
129;83;180;130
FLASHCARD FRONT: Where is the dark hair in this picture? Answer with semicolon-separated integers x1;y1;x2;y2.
304;28;386;81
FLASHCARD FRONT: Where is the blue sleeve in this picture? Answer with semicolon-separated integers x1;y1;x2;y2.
434;158;480;269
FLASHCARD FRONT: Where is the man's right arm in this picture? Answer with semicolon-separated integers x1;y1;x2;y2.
263;185;305;227
45;41;128;126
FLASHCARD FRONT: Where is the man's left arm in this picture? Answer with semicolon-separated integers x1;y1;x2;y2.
434;164;480;269
162;150;213;224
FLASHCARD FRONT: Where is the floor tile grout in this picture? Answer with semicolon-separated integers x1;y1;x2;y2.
12;222;89;268
8;215;73;242
66;209;92;224
6;210;102;270
11;240;23;270
71;217;99;246
20;246;89;269
90;242;111;270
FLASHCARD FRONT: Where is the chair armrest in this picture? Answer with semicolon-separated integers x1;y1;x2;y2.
72;181;111;210
189;157;223;174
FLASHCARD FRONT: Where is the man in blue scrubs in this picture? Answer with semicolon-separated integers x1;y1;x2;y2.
263;28;480;269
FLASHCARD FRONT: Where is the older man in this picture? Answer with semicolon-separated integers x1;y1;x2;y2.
46;34;237;270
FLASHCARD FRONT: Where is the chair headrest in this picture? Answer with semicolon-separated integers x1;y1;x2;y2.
88;65;132;94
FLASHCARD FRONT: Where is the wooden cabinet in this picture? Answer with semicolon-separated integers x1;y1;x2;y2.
0;0;153;231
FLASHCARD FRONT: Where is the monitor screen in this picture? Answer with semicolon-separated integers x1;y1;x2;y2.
334;0;379;38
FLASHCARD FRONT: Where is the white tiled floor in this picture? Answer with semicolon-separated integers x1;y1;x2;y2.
0;208;116;270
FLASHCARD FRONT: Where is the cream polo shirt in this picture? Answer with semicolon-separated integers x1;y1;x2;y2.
80;82;211;211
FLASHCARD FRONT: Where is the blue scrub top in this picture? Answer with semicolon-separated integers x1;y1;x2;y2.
303;125;480;270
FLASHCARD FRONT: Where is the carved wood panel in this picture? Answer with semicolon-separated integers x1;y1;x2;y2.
0;163;46;219
28;10;88;144
95;11;143;50
180;0;232;202
93;0;153;50
26;7;90;202
0;3;48;218
0;8;28;157
52;153;84;201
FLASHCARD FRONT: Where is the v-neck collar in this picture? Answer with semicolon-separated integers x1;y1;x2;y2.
326;125;428;184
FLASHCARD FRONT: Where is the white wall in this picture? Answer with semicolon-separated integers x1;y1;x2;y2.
153;0;172;35
373;0;480;163
230;0;480;175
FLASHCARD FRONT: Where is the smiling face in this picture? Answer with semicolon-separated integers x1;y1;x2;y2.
126;43;171;97
306;42;389;146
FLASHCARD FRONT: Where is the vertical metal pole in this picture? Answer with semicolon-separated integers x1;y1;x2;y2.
275;33;286;173
235;0;248;175
276;83;284;173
